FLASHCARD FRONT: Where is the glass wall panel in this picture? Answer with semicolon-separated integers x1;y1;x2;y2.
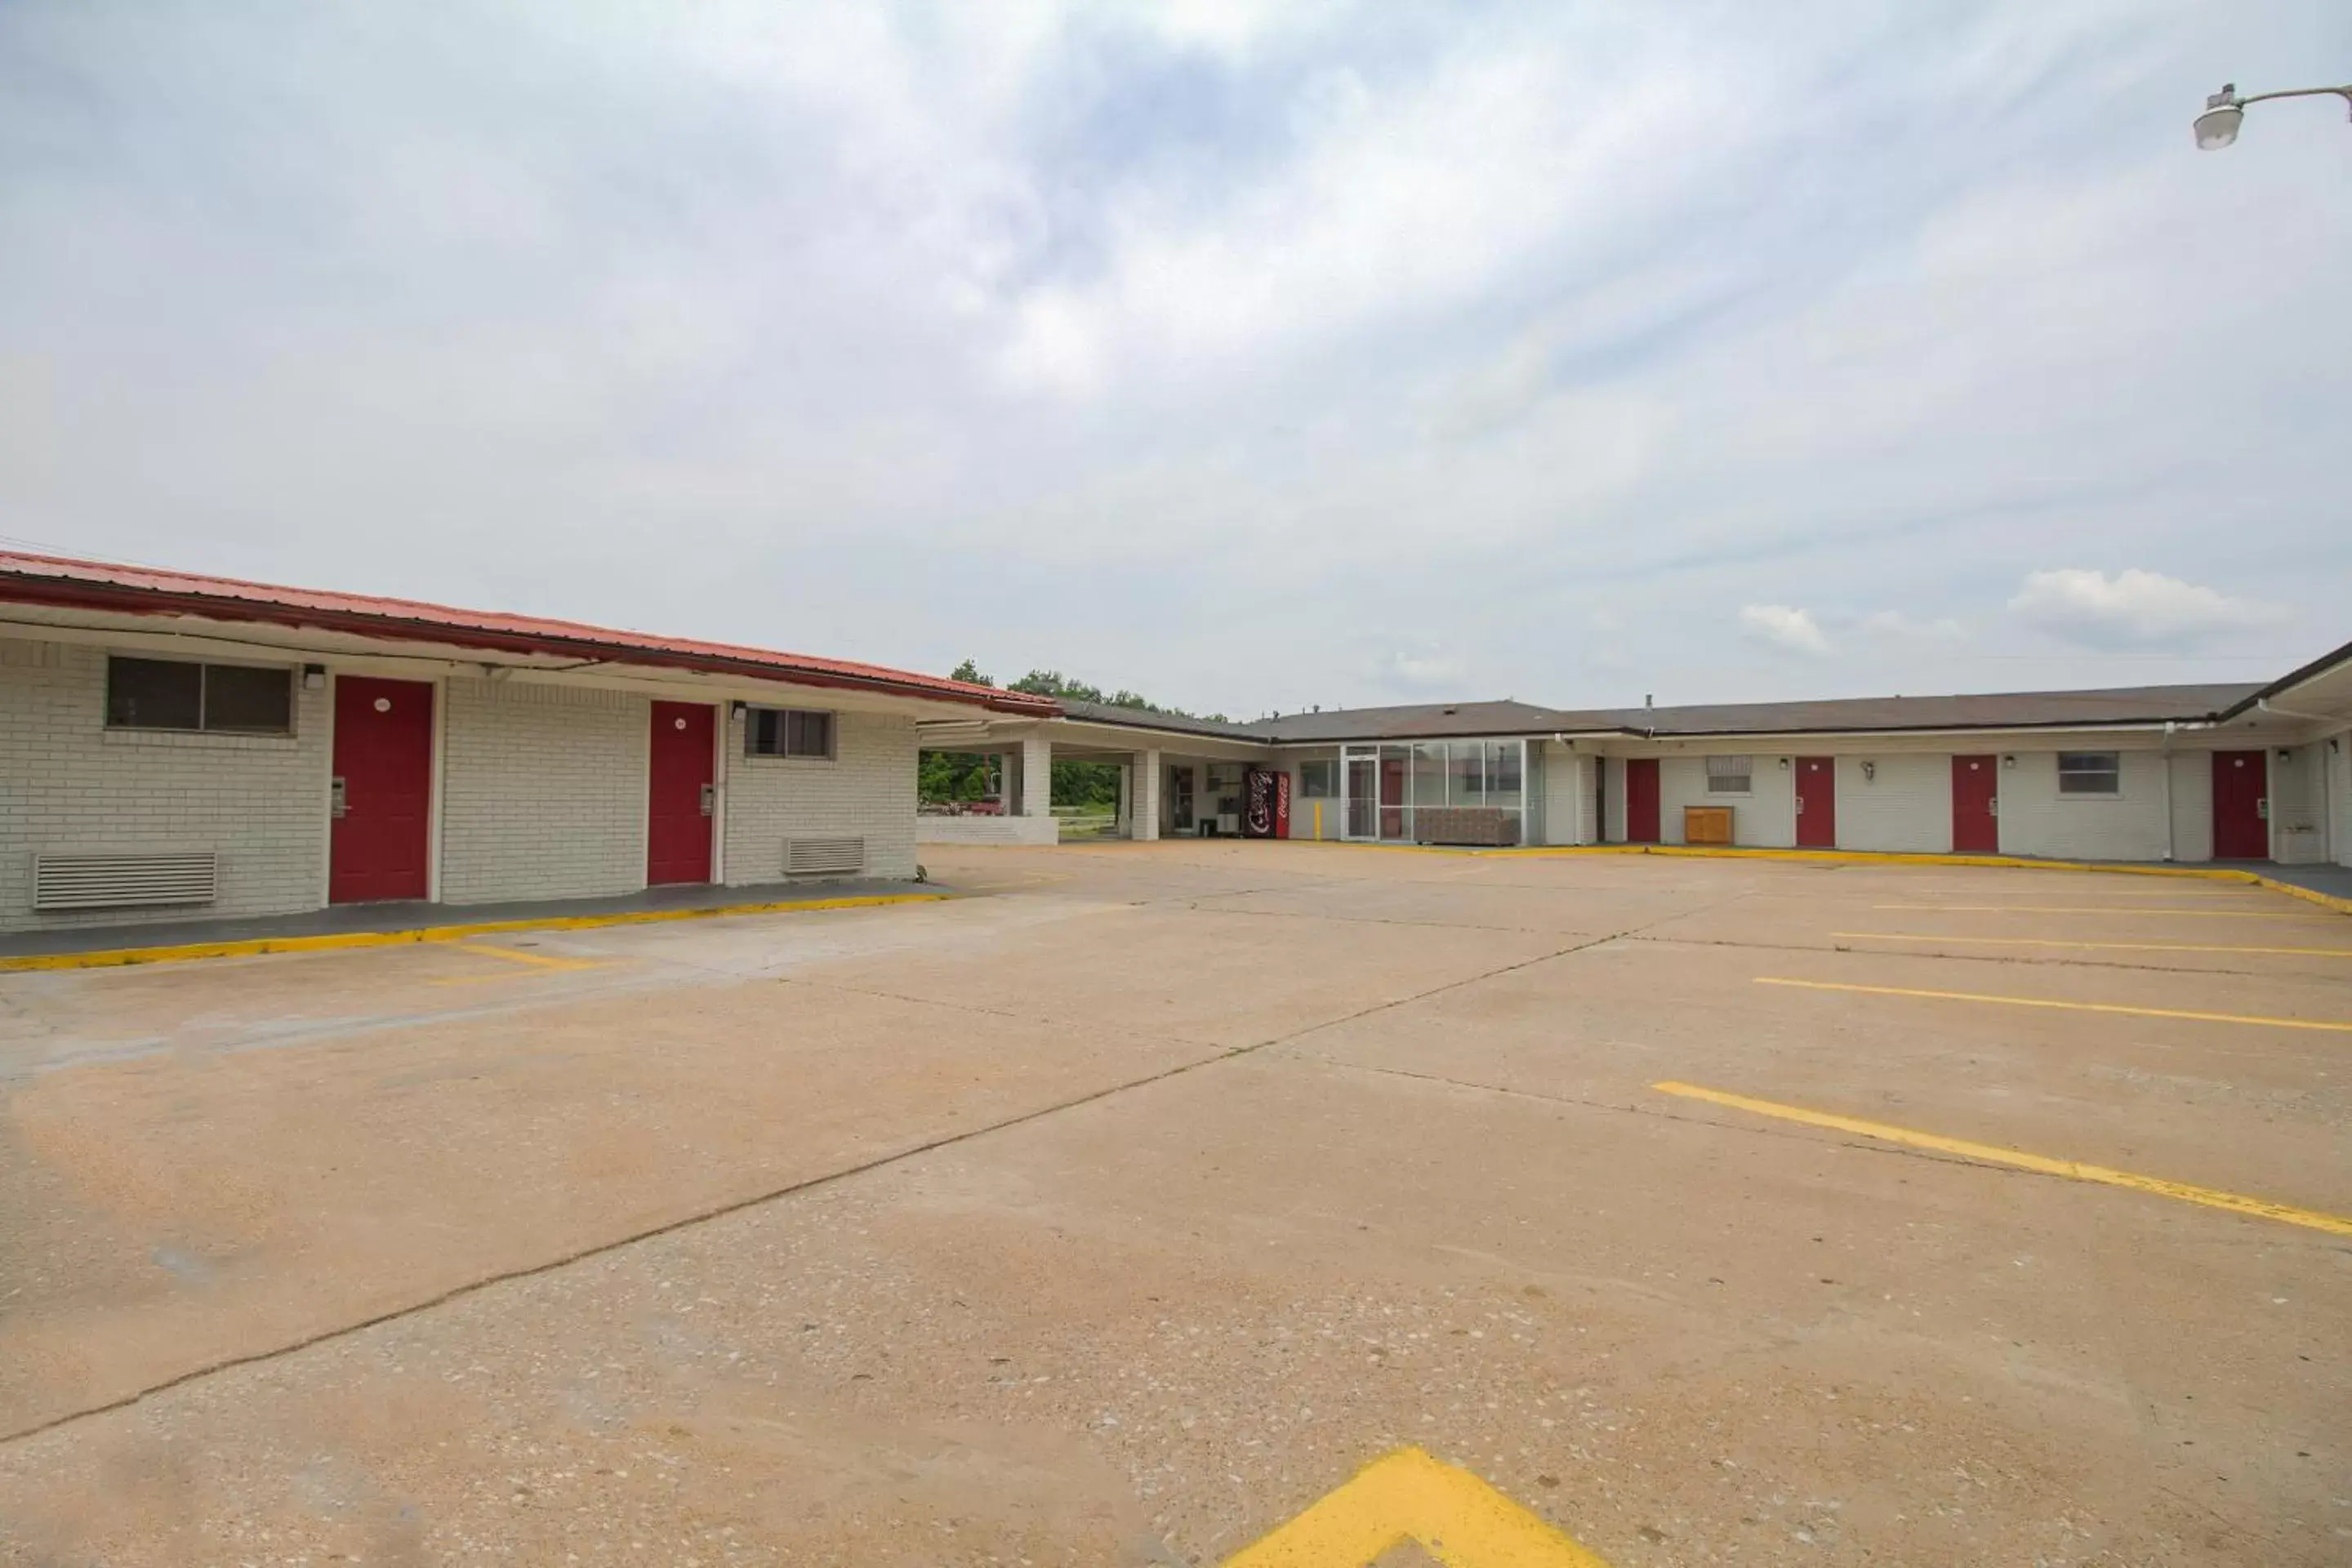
1447;742;1483;808
1412;743;1446;831
1486;740;1524;813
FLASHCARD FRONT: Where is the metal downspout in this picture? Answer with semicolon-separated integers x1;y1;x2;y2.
2161;720;2176;862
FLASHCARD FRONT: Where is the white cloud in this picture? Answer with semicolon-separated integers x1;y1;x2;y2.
2008;568;2283;651
1860;610;1965;640
1740;604;1832;657
1368;645;1467;693
0;2;2342;717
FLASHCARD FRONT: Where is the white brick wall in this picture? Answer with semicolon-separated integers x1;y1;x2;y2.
439;677;649;904
724;706;918;882
1653;752;1797;847
2270;743;2328;865
1286;747;1341;840
2168;751;2213;862
2330;729;2351;869
1834;754;1949;853
1998;749;2171;861
1538;743;1590;844
0;639;330;931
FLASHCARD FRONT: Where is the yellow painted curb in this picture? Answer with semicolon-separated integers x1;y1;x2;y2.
1290;836;2351;914
0;892;954;974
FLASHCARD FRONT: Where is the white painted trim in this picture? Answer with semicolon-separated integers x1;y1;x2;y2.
426;675;447;904
318;671;338;910
710;700;728;884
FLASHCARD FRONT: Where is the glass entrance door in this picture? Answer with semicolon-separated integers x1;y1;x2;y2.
1379;746;1409;840
1344;751;1376;839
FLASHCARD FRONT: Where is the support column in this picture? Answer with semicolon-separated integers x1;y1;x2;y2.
1134;749;1162;840
1115;763;1133;838
1020;732;1054;818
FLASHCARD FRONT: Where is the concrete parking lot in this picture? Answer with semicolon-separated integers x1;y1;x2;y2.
2;841;2346;1566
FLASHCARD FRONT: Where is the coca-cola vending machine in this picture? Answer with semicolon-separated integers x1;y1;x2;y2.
1243;767;1291;840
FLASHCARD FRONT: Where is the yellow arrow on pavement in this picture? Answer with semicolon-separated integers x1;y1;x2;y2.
1223;1447;1611;1566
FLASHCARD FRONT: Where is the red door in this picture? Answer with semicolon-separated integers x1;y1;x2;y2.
330;676;434;903
1795;756;1836;848
1624;758;1660;844
1951;754;1998;853
648;702;715;884
2212;751;2270;860
1379;754;1407;840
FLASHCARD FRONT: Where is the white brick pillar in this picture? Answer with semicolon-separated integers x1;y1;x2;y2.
1020;732;1054;817
1115;762;1132;837
1134;749;1162;840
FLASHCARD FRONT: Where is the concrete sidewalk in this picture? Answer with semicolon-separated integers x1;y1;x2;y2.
0;875;947;961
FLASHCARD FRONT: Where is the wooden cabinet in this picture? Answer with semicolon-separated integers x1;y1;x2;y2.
1683;805;1734;846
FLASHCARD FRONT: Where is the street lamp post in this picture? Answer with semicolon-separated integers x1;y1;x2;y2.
2194;81;2352;149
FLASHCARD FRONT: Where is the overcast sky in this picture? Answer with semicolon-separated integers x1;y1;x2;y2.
2;2;2345;715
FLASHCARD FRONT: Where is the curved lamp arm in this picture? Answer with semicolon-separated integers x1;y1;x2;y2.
2195;82;2352;149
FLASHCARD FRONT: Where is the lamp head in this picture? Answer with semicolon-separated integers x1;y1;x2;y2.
2194;84;2243;149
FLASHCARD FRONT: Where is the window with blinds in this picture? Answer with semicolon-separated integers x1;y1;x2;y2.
746;707;835;760
1704;755;1753;794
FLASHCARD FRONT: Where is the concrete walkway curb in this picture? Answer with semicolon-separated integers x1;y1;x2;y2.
0;892;956;973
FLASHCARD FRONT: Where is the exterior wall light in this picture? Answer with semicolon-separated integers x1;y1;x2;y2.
2002;755;2017;768
1777;757;1790;770
729;701;748;720
302;664;327;690
2194;82;2352;149
1861;760;1877;782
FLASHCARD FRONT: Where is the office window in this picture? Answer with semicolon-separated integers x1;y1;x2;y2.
2056;751;2120;795
746;707;835;759
1299;760;1338;798
1705;755;1753;794
105;656;292;734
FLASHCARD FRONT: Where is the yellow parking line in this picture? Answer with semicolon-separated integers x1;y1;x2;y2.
1654;1080;2352;1236
1755;975;2352;1032
460;943;599;970
425;944;607;985
1872;904;2319;919
1223;1446;1611;1566
1830;931;2352;959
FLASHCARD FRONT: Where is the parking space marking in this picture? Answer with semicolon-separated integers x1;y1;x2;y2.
1755;975;2352;1032
1872;904;2323;920
459;943;599;970
426;944;608;985
1223;1446;1611;1567
1654;1080;2352;1236
1831;931;2352;960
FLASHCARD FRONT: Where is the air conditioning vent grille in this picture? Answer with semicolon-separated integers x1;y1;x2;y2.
34;851;219;911
784;836;864;877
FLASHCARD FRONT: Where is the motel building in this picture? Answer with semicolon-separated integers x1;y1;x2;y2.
3;550;2350;937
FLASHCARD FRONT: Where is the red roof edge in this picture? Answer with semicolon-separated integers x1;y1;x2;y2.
0;552;1061;718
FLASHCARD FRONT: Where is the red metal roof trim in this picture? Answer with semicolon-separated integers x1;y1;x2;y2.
0;552;1060;717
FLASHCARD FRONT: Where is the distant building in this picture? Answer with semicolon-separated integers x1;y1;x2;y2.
3;550;2346;934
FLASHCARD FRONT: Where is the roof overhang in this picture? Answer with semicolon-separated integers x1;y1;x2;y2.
2222;635;2352;728
0;555;1057;719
